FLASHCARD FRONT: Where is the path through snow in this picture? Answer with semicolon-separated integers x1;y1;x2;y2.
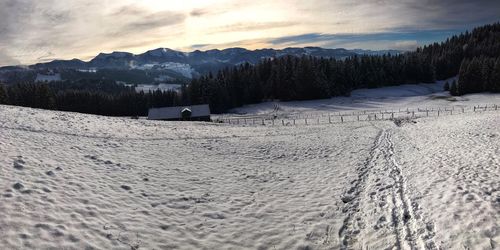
0;104;498;249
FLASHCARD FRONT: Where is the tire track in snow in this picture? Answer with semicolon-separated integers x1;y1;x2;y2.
339;128;437;249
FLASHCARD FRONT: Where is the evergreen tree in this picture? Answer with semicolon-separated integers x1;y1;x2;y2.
491;58;500;93
443;81;450;91
450;80;458;96
0;84;6;104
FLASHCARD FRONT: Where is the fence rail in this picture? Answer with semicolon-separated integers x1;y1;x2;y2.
213;104;500;126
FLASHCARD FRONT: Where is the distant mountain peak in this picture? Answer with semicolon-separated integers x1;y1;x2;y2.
4;47;400;82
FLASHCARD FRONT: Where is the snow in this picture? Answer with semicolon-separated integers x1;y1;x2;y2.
35;73;61;83
0;81;499;249
228;79;500;118
135;62;194;78
135;83;182;93
77;69;97;73
154;75;174;82
158;62;194;78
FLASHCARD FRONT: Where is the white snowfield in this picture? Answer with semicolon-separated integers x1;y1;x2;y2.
0;87;499;249
226;80;500;119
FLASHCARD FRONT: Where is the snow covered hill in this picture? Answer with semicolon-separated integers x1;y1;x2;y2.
227;79;500;118
0;97;499;249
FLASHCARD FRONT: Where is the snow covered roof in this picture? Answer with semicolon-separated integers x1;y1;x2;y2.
148;104;210;120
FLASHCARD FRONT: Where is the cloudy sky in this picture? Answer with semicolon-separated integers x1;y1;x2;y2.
0;0;499;66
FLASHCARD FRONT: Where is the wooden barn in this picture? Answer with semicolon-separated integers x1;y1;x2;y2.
148;104;211;121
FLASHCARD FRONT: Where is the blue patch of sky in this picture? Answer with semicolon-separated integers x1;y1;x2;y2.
270;29;466;47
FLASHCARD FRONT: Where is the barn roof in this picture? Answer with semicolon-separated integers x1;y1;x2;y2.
148;104;210;120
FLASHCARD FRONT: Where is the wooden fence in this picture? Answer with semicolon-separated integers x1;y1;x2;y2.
213;104;500;126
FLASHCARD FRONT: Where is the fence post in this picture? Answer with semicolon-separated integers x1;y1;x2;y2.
438;110;440;116
391;113;394;119
412;111;415;118
341;116;343;123
375;114;377;120
329;115;331;124
262;119;265;125
293;119;295;125
305;118;308;125
426;110;429;117
317;118;320;124
282;120;285;126
272;119;275;126
357;115;360;121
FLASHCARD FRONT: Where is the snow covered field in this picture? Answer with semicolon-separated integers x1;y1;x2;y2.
135;84;182;93
0;88;499;249
226;80;500;119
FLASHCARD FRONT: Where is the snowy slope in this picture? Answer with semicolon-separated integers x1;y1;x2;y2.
0;103;499;249
135;62;194;79
35;73;62;83
135;83;182;93
228;79;500;118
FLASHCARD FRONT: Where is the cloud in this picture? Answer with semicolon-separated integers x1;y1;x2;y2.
270;33;334;46
394;40;418;51
210;22;298;34
380;0;500;30
268;30;461;50
0;0;499;66
117;11;186;34
110;4;186;31
0;50;20;66
0;1;188;66
189;44;212;50
190;9;209;17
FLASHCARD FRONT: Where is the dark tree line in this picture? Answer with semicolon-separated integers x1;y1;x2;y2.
0;80;180;116
187;22;500;113
187;54;435;113
453;56;500;95
423;22;500;95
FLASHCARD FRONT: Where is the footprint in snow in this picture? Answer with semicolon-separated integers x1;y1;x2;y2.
13;158;25;170
13;182;24;190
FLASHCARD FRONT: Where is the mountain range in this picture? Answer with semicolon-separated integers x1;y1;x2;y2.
0;47;399;84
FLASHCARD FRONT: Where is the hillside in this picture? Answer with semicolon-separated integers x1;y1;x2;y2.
225;79;500;118
0;94;499;249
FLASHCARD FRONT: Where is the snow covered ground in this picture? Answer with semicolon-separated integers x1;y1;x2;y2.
135;83;182;93
226;80;500;119
0;86;499;249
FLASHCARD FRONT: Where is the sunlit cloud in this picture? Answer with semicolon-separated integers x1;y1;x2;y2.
0;0;499;66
